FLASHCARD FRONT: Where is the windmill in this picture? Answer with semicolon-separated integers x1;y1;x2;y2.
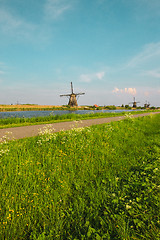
129;97;140;108
60;82;85;107
144;101;150;108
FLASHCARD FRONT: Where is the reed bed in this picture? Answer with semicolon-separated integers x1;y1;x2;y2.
0;113;160;239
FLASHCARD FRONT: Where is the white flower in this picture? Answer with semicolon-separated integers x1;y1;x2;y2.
38;125;56;144
0;148;9;156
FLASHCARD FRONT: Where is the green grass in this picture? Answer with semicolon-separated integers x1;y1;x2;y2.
0;113;160;239
0;110;156;129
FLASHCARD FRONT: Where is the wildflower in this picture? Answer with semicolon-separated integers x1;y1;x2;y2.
38;125;56;144
38;125;55;136
0;148;9;157
37;140;42;145
153;168;158;172
71;120;84;130
0;132;14;143
124;113;134;121
126;204;131;210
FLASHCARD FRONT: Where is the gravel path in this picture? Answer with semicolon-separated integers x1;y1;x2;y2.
0;112;159;141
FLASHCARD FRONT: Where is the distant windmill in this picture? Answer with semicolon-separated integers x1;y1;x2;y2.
60;82;85;107
144;101;150;108
129;97;140;108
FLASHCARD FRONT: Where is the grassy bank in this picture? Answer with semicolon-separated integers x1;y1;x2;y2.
0;113;160;239
0;110;157;129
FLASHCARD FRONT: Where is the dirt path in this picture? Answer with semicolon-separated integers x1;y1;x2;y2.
0;112;159;141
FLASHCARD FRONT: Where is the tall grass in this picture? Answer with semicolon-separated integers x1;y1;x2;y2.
0;114;160;239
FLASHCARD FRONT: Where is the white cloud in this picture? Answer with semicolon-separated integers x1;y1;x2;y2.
44;0;73;20
80;72;105;83
112;87;136;96
96;72;105;80
125;87;137;95
112;87;121;93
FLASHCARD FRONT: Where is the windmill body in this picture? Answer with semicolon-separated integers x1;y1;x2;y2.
60;82;85;107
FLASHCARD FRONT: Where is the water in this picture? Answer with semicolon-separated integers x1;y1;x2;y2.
0;109;142;119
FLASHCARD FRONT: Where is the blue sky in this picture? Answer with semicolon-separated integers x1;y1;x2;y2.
0;0;160;107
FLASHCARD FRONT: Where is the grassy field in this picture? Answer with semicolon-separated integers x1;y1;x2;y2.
0;113;160;239
0;110;157;129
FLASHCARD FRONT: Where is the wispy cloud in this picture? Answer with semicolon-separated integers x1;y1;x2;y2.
80;71;105;83
140;0;160;17
144;69;160;78
126;42;160;68
0;1;75;42
0;8;51;43
44;0;74;20
112;87;137;96
0;9;36;37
